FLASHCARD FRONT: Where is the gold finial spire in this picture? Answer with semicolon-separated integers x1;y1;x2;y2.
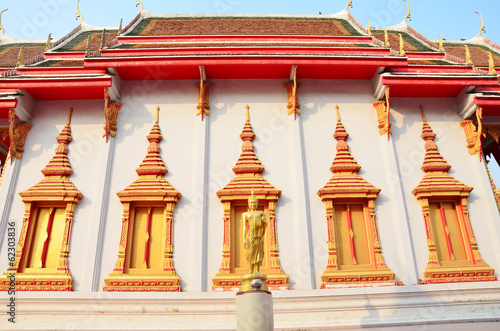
136;0;143;12
336;104;340;122
489;52;497;74
100;29;106;49
345;0;352;12
384;28;390;47
403;0;411;24
117;18;123;35
246;104;250;122
45;33;52;51
465;45;472;64
16;47;23;67
367;20;372;35
67;108;73;125
0;9;8;42
420;105;426;122
84;36;91;57
76;0;84;24
155;106;160;124
438;35;444;51
474;10;485;37
399;33;405;56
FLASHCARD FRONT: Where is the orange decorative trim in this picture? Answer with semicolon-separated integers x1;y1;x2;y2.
317;105;396;288
372;87;391;140
0;108;83;291
103;88;122;142
412;106;496;284
212;105;289;291
460;107;484;161
285;66;300;119
104;106;182;292
7;109;32;164
196;66;210;120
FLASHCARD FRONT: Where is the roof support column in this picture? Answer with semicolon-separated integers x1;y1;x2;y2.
288;113;315;289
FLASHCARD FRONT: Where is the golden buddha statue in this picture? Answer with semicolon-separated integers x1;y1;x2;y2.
239;189;269;291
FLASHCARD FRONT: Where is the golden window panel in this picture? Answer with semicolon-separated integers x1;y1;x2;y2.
104;107;182;292
412;107;496;284
212;105;289;291
317;105;396;288
0;109;83;291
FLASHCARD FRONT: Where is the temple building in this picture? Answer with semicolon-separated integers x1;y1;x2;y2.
0;1;500;329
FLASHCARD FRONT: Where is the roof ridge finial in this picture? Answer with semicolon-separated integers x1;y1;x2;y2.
117;18;123;35
438;35;444;51
403;0;411;24
0;8;8;42
345;0;352;13
45;33;52;51
76;0;84;25
474;10;485;37
420;105;426;122
335;104;340;122
67;108;73;125
155;105;160;124
246;104;250;122
136;0;144;13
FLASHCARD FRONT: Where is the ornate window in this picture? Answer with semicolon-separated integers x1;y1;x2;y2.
413;108;496;283
104;107;182;292
0;109;82;291
318;106;396;288
212;106;289;291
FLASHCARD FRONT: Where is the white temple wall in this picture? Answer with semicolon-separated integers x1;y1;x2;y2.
0;80;499;293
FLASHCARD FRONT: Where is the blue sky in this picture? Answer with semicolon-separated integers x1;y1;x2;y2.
2;0;500;43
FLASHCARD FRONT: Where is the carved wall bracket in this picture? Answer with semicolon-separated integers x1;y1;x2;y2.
103;88;122;142
7;109;31;164
212;105;289;291
285;66;300;119
413;106;495;284
196;66;211;120
317;105;396;288
0;108;83;291
460;107;484;161
104;107;182;292
372;87;392;140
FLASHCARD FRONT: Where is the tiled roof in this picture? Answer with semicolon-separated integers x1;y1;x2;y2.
30;59;85;67
0;43;45;67
443;43;500;67
52;30;118;52
113;42;373;49
372;30;435;52
127;16;363;37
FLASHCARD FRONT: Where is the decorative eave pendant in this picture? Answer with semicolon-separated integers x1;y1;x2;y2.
413;106;496;284
212;105;289;291
317;105;396;288
0;109;83;291
104;107;182;292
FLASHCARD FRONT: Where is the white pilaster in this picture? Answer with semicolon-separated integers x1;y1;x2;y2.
288;115;315;289
380;135;419;285
189;116;210;291
0;158;21;250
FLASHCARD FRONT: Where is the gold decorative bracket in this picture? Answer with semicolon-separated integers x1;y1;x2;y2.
489;52;496;74
285;66;300;119
372;87;392;140
7;109;32;164
196;66;211;120
460;107;484;161
367;20;372;35
438;35;444;51
474;10;486;37
384;29;390;47
16;47;23;67
399;33;405;56
465;45;472;64
0;8;8;42
103;88;122;142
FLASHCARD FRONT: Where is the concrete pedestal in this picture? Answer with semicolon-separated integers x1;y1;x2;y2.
236;290;274;331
